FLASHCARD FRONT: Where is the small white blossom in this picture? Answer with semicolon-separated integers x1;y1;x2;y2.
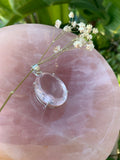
79;33;85;38
86;24;93;33
78;26;85;33
55;19;62;28
73;37;86;48
53;45;61;53
86;24;93;30
78;22;85;28
92;28;98;34
63;25;71;32
86;34;92;40
78;37;86;45
82;30;89;38
86;41;94;51
71;21;77;27
78;22;86;33
68;11;74;18
73;41;82;48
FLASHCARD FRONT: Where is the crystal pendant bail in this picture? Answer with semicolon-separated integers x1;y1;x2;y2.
32;64;41;76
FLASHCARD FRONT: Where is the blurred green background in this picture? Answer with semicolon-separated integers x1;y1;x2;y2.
0;0;120;159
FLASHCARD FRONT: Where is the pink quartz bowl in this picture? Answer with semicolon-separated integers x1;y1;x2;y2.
0;24;120;160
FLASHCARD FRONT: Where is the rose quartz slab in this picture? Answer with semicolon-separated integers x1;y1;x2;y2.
0;24;120;160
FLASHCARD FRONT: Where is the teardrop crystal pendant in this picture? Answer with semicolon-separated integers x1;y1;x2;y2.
32;66;68;109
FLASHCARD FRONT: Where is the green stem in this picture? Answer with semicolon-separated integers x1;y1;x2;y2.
29;14;36;23
0;70;33;112
39;40;74;65
38;31;64;65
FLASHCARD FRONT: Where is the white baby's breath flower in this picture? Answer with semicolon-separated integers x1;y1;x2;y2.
73;41;82;48
92;28;98;34
68;11;74;18
78;22;85;28
78;22;86;33
81;32;89;37
79;33;85;38
86;24;93;33
63;25;71;32
71;21;77;27
86;34;92;40
78;37;86;45
53;45;61;53
55;19;62;28
86;24;93;30
78;26;85;33
73;37;86;48
86;41;94;51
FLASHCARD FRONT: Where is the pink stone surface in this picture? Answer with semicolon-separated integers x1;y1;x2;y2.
0;24;120;160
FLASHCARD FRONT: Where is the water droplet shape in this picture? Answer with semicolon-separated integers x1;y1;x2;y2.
34;72;68;108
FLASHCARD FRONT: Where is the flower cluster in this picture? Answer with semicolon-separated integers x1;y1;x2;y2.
55;11;98;51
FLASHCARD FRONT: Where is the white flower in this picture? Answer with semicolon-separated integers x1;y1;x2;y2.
86;34;92;40
73;37;86;48
79;37;86;45
86;41;94;51
86;24;93;33
68;11;74;18
78;26;85;33
78;22;86;33
53;45;61;53
79;33;85;38
71;21;77;27
86;24;93;30
73;41;82;48
63;25;71;32
55;19;62;28
92;28;98;34
78;22;85;28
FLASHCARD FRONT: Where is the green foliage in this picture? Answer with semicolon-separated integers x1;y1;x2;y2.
0;0;71;26
36;3;69;25
106;157;115;160
99;33;120;75
70;0;109;23
118;133;120;151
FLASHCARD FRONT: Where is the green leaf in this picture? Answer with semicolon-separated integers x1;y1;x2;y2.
106;157;115;160
69;0;106;18
118;134;120;151
103;1;120;33
0;0;71;26
36;3;69;25
43;0;71;5
117;75;120;85
103;0;120;8
106;7;120;33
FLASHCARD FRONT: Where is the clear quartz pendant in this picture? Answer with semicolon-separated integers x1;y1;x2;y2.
33;72;68;109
